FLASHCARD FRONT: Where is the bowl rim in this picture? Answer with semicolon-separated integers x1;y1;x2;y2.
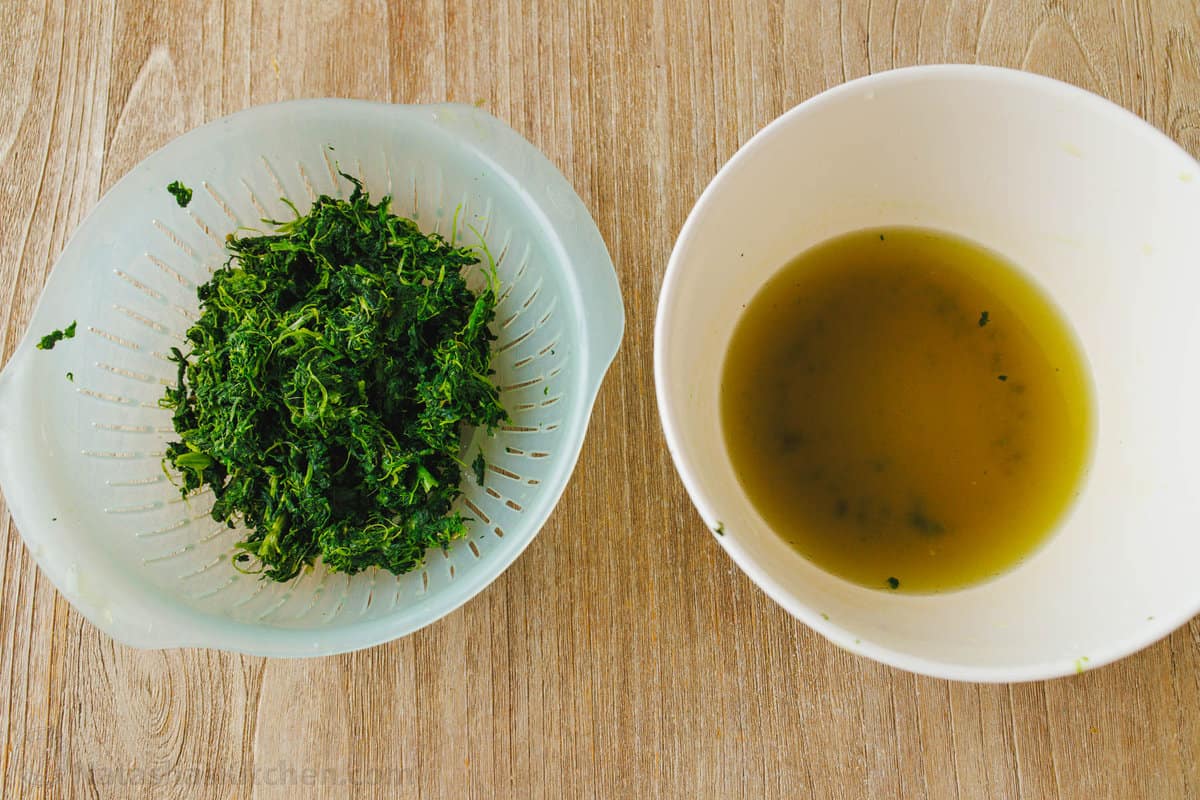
654;63;1200;682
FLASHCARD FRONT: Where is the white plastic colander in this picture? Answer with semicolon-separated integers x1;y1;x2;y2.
0;100;623;656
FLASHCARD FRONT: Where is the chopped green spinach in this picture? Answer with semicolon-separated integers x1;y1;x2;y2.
161;175;507;581
167;180;193;207
471;451;487;487
36;320;77;350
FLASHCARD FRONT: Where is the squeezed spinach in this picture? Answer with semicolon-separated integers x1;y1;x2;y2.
161;175;506;581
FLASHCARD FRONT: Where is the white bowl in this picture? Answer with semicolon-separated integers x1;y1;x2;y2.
656;65;1200;681
0;100;624;656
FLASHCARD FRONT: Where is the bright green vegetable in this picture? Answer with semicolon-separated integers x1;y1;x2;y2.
36;320;76;350
167;180;193;207
161;175;506;581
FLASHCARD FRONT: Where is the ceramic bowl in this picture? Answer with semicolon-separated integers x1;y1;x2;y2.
656;65;1200;681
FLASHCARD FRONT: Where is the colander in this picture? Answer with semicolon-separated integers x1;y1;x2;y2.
0;100;623;656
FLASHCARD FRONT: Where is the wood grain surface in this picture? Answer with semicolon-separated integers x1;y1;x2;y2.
1;1;1198;798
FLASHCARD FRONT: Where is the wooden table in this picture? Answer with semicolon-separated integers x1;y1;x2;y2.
2;2;1198;798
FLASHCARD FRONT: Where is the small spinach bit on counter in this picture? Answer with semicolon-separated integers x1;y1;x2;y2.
714;521;725;536
166;180;193;207
65;372;73;382
978;310;990;327
886;576;900;590
161;174;507;581
36;320;77;350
